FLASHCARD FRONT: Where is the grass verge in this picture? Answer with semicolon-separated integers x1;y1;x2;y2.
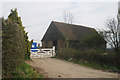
55;57;119;73
11;61;43;78
71;60;119;73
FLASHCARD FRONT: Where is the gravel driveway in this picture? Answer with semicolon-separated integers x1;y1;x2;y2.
25;58;118;78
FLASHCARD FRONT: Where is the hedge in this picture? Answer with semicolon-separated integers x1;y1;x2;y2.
2;19;26;77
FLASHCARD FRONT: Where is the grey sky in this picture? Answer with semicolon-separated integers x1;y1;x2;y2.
1;1;118;43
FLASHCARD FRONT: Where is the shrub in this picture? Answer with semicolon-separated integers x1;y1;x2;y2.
8;9;32;60
56;48;75;60
56;48;117;67
2;19;26;77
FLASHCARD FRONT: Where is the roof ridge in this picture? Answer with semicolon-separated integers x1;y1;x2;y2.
52;21;95;30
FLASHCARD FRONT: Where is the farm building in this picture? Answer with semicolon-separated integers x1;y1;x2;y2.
41;21;106;50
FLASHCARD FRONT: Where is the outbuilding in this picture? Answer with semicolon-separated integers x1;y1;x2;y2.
41;21;106;50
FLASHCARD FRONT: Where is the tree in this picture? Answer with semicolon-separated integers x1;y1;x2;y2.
63;10;74;24
8;9;33;59
8;8;22;26
100;18;120;67
100;2;120;67
2;18;26;77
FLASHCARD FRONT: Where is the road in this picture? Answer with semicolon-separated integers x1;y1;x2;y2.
25;58;118;78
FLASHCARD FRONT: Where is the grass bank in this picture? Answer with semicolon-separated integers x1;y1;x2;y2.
12;61;43;78
55;57;119;73
71;60;119;73
3;61;43;79
56;48;120;73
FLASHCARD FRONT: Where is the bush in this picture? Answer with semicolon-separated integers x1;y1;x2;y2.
56;48;75;60
2;19;26;77
56;48;117;68
8;9;32;60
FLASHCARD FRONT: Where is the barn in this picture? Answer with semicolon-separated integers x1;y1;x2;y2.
41;21;106;50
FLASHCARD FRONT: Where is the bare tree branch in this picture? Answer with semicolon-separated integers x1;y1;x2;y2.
100;18;120;55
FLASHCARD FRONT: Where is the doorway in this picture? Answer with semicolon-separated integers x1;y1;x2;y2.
52;40;57;50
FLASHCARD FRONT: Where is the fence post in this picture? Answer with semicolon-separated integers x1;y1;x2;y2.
53;46;55;57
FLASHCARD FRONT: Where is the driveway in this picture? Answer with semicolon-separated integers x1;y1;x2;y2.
25;58;118;78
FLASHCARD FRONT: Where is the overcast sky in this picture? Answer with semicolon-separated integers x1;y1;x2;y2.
1;0;119;43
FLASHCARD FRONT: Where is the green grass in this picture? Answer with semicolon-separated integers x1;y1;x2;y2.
55;57;119;73
24;56;30;60
72;60;119;72
11;61;43;78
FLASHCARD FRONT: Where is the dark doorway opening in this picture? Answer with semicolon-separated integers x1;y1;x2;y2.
53;40;57;50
